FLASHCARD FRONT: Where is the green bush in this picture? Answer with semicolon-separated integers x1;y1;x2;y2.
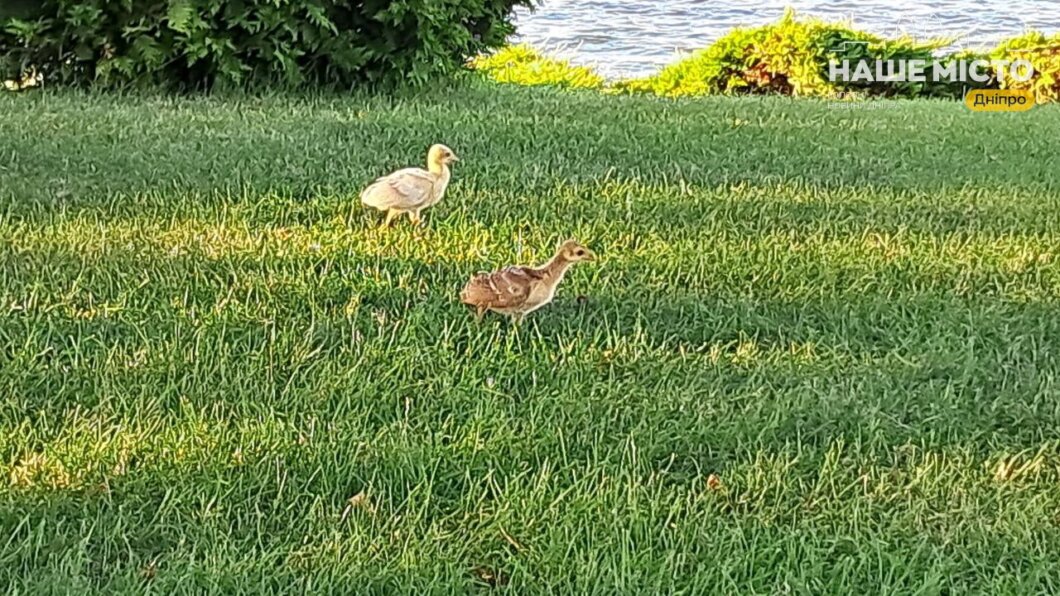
470;44;604;89
0;0;531;89
615;11;962;99
990;32;1060;103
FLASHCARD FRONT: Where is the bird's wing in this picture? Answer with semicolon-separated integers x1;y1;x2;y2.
460;266;544;309
360;168;435;210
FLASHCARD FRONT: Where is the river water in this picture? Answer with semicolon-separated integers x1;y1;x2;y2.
514;0;1060;79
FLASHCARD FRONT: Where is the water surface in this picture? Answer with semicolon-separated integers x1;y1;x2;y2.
514;0;1060;78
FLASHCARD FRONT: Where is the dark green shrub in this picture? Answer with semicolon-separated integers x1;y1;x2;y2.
0;0;532;89
615;11;965;99
990;32;1060;103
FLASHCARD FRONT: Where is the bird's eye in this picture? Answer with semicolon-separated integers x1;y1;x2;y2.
576;250;585;256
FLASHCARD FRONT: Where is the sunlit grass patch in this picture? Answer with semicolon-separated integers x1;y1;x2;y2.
2;410;306;493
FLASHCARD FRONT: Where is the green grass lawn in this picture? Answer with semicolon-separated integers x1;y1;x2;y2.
2;83;1060;593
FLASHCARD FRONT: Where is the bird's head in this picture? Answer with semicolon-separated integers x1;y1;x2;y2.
557;239;596;263
428;144;459;167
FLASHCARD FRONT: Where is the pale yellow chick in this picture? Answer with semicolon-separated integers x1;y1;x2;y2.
360;144;459;227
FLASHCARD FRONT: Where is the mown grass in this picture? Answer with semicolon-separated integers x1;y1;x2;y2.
1;83;1060;593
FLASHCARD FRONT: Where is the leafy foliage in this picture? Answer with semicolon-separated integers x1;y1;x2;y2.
470;44;604;89
0;0;532;89
991;32;1060;103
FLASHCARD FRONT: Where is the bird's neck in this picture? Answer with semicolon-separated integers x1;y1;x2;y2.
428;161;448;176
542;254;573;282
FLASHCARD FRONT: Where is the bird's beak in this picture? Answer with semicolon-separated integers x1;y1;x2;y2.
584;249;597;261
450;154;460;163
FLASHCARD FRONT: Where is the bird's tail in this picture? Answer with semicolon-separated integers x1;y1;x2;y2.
459;274;491;306
359;182;381;207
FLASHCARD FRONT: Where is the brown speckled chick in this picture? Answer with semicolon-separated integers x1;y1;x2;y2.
460;239;596;322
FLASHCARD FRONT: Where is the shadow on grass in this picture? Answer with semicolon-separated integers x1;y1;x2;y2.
4;84;1060;224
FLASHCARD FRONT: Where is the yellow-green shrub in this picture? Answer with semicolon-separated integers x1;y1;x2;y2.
470;44;604;89
615;11;952;99
991;32;1060;103
472;15;1058;105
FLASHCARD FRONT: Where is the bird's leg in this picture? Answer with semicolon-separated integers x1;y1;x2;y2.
382;210;399;228
475;306;486;322
409;210;422;227
511;312;526;325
